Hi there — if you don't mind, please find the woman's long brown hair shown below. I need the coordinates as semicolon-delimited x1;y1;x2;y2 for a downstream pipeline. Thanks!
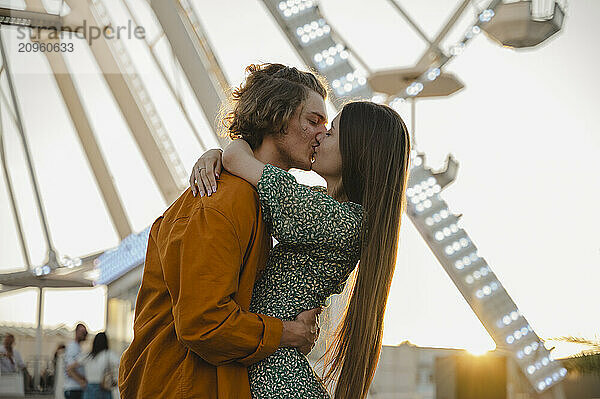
322;102;411;398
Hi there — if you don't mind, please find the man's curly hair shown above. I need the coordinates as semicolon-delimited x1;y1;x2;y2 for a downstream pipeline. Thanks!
222;63;328;149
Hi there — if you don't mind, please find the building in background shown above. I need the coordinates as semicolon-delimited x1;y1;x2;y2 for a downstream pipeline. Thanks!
367;342;462;399
367;342;600;399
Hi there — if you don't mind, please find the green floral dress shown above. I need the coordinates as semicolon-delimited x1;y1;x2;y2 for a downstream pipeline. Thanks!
248;164;363;398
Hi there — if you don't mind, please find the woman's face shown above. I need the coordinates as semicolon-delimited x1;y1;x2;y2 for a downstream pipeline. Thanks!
311;113;343;179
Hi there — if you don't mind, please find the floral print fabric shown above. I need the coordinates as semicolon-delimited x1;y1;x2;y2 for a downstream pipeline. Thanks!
248;164;363;398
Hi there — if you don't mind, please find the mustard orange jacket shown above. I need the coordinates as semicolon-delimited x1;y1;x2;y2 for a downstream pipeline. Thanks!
118;171;283;398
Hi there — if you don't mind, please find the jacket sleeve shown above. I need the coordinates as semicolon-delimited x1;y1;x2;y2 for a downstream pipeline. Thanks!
160;206;282;367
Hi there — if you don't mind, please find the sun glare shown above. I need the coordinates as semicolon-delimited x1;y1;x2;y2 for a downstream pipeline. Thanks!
466;347;490;356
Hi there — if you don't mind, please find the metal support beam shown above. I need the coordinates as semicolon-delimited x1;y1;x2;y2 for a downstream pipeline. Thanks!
0;7;61;30
0;27;59;269
432;0;472;47
52;0;186;203
415;0;472;68
43;50;133;239
0;285;22;294
0;82;32;270
25;0;133;239
176;0;230;96
120;0;210;151
149;0;231;147
34;286;43;388
387;0;433;46
0;269;94;288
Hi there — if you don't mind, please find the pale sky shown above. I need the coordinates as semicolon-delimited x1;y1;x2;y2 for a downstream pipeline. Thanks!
0;0;598;359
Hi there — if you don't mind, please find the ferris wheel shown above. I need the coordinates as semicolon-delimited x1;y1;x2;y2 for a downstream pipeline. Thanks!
0;0;568;394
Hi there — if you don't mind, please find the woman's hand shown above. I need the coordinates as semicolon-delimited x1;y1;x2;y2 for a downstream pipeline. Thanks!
189;149;223;197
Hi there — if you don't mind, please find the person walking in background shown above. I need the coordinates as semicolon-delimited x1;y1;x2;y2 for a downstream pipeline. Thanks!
0;333;25;374
49;344;66;390
0;333;33;392
68;333;119;399
53;343;67;399
64;323;88;399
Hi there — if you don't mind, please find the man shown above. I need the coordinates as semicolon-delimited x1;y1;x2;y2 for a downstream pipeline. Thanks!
0;334;25;374
64;323;88;398
0;334;32;392
119;63;328;398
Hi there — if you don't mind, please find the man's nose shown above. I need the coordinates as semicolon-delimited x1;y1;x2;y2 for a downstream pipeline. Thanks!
315;130;325;145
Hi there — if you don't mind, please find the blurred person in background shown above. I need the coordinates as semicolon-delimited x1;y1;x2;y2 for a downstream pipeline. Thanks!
68;332;119;399
0;333;33;392
0;333;25;374
49;343;66;389
64;323;88;399
40;343;65;392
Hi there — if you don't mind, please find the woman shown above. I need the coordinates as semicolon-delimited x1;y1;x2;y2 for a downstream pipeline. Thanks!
191;101;410;398
67;333;119;399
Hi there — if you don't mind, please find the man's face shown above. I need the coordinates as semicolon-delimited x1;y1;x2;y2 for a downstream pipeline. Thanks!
276;90;327;171
76;326;88;342
3;335;14;348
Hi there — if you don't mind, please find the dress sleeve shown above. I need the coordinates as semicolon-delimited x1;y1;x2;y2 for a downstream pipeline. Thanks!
257;164;362;250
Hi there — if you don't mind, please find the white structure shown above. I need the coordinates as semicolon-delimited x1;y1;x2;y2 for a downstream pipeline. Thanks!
367;342;567;399
367;342;464;399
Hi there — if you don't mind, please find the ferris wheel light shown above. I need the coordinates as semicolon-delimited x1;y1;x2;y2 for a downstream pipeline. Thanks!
450;43;465;56
426;68;441;81
479;9;495;23
538;381;546;391
560;368;567;376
